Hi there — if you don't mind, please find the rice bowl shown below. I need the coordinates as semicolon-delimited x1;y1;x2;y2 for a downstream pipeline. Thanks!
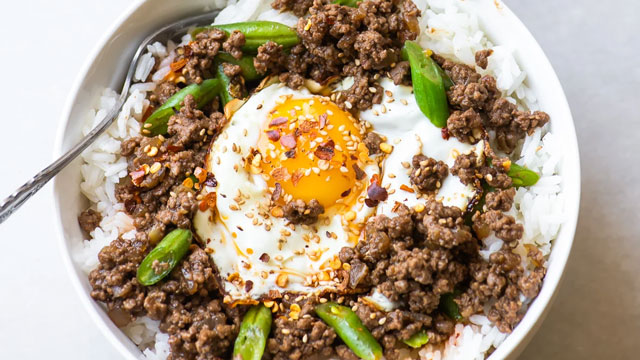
53;1;580;359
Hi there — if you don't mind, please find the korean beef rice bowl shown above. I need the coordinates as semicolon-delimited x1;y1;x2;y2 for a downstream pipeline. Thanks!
64;0;577;359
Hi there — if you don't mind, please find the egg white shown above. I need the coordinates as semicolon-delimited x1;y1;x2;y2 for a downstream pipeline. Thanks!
359;78;484;215
193;84;379;301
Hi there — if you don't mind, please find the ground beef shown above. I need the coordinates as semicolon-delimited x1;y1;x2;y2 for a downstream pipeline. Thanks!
154;249;241;359
450;152;480;186
433;54;480;85
335;345;359;360
115;93;226;239
151;81;180;105
389;60;411;85
181;29;226;84
279;71;306;89
254;41;287;75
338;71;384;111
163;298;242;359
222;30;245;60
436;51;549;153
456;246;543;333
479;163;513;189
363;131;383;155
475;49;493;69
342;203;483;351
410;154;449;193
473;210;523;243
419;200;474;248
262;0;420;111
484;188;516;212
355;299;433;358
447;108;484;143
167;94;226;147
78;208;102;234
271;0;315;17
283;199;324;225
89;236;149;320
221;62;242;77
267;299;336;360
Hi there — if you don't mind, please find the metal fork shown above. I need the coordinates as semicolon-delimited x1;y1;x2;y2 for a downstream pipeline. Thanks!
0;11;218;225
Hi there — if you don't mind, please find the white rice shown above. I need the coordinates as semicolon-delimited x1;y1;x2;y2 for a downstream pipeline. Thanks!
73;1;565;359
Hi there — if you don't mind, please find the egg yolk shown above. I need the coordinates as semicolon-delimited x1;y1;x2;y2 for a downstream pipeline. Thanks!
256;96;370;210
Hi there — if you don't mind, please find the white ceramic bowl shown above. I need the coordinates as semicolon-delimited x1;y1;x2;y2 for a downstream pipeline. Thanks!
53;0;580;359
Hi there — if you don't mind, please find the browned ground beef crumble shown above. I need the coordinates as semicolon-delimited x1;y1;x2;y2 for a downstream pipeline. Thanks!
82;1;551;359
410;154;449;193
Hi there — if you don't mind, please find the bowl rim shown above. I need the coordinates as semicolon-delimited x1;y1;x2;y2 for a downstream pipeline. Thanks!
52;0;151;358
52;1;580;359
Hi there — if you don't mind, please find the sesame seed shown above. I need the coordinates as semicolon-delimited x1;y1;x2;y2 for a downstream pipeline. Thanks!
401;99;408;105
369;87;377;93
344;101;353;109
344;211;356;222
150;162;162;174
379;143;393;153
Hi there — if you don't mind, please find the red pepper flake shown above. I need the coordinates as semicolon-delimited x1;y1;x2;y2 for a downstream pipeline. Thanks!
269;117;288;127
245;280;254;292
365;179;388;208
314;139;335;160
124;199;137;213
182;177;194;189
441;128;450;140
280;134;297;149
291;170;303;186
183;44;192;57
142;105;155;123
259;253;270;262
400;184;414;193
167;145;184;153
319;113;328;129
170;58;188;72
266;130;281;141
271;183;283;201
367;183;388;201
204;174;218;187
199;192;217;211
352;164;366;181
271;167;291;182
130;168;146;186
299;120;315;133
194;167;207;183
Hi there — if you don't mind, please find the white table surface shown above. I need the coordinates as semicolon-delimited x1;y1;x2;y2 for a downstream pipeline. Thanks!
0;0;638;358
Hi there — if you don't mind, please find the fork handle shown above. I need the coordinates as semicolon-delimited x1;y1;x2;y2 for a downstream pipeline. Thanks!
0;97;123;225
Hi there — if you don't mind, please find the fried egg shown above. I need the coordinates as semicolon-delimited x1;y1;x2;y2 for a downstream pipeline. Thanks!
193;83;379;302
359;77;484;215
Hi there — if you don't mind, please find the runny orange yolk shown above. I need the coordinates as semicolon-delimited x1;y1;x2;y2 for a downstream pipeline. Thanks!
256;96;370;210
